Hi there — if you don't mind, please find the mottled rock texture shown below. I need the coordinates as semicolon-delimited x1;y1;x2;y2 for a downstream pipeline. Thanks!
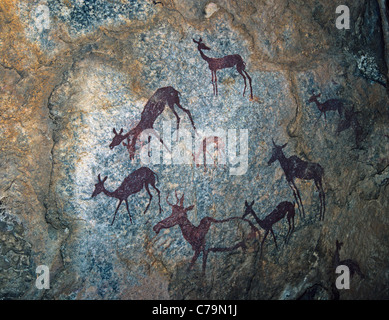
0;0;388;300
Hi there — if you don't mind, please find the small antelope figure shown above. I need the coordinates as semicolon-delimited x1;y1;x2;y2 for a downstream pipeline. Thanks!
91;167;162;225
268;139;325;221
110;86;196;159
243;200;295;257
334;240;365;279
153;191;259;273
193;38;253;99
308;92;343;125
192;136;226;171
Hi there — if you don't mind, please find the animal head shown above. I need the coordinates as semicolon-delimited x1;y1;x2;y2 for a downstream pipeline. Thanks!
153;191;194;234
243;200;255;219
308;92;321;103
268;139;287;166
193;37;211;51
109;128;125;150
92;174;108;198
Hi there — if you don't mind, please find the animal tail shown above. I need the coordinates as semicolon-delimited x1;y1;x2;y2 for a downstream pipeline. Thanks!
210;216;260;240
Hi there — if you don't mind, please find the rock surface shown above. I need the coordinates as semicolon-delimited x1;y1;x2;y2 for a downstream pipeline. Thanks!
0;0;388;300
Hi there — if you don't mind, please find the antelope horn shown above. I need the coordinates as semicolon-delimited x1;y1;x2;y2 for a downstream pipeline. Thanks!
174;189;180;204
98;174;101;181
166;194;174;207
180;193;184;206
272;138;276;146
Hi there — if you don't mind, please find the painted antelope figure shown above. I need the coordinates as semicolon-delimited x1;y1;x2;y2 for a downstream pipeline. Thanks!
191;136;226;171
268;139;325;221
243;200;295;257
308;92;344;125
193;38;253;99
91;167;162;225
153;191;259;273
334;240;365;279
109;86;196;159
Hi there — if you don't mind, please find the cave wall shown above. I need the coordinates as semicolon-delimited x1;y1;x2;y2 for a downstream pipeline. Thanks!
0;0;388;300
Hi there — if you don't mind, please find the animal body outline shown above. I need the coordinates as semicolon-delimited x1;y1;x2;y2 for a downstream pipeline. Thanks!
193;37;253;99
91;167;162;225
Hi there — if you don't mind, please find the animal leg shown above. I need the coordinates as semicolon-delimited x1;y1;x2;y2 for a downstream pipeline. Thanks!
260;229;269;258
270;228;278;249
144;183;153;215
148;135;152;157
211;70;216;96
124;199;133;224
214;71;218;96
288;183;300;217
150;181;162;214
243;70;253;99
175;102;196;131
237;68;247;97
287;205;296;243
203;139;207;171
202;249;209;273
289;180;305;218
188;250;201;271
149;129;171;154
111;200;123;225
289;182;304;218
168;104;181;134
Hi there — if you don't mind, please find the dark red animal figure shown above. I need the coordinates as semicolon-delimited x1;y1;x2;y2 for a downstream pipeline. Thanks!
92;167;161;225
193;38;253;99
243;200;295;257
153;191;259;273
191;136;225;171
308;92;343;125
334;240;365;279
110;86;196;159
268;139;325;221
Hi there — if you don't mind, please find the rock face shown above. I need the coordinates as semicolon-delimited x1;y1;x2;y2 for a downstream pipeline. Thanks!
0;0;388;300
